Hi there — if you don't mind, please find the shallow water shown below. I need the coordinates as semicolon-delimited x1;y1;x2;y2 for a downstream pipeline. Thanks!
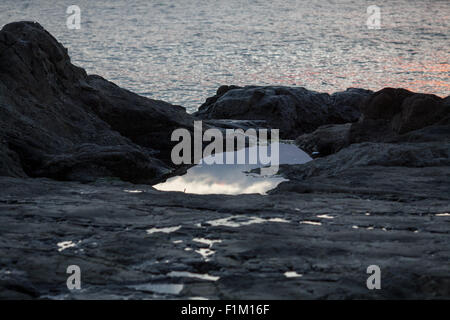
168;271;220;281
130;283;184;295
1;0;448;112
146;225;181;234
205;215;290;227
154;142;312;194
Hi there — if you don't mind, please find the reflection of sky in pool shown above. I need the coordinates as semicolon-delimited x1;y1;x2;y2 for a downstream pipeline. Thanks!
154;142;312;195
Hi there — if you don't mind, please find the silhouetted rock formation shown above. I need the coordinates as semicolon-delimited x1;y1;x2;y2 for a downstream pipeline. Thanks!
296;88;450;156
194;85;372;138
0;21;195;183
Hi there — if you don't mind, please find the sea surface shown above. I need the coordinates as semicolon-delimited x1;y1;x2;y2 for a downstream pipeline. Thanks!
1;0;449;112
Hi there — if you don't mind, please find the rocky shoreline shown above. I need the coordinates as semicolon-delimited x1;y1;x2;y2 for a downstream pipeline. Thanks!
0;22;449;299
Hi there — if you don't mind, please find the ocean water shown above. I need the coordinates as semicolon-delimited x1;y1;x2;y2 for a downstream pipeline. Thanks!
1;0;448;112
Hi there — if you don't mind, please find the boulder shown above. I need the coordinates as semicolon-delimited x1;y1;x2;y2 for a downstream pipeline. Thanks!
194;85;372;139
295;123;351;157
392;94;450;134
297;88;450;157
361;88;414;120
359;88;449;137
0;22;195;183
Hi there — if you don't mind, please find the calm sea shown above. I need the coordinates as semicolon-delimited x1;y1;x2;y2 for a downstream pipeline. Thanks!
1;0;449;112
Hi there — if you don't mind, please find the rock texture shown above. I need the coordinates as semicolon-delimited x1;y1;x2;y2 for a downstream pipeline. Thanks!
0;172;448;299
0;22;448;300
1;113;448;299
295;123;352;158
0;22;195;183
296;88;450;157
194;85;372;139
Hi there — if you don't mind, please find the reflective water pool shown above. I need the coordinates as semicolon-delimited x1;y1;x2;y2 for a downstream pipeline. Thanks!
154;142;312;195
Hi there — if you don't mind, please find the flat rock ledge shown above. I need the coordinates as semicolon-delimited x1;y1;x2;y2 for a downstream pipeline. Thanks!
0;173;448;299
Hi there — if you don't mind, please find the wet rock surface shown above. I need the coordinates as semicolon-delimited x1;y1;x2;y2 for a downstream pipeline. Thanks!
1;119;449;299
0;174;448;299
0;22;449;299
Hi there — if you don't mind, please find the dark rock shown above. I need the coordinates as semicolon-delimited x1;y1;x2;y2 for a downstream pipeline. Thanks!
357;87;449;138
201;119;271;133
35;144;169;184
194;86;372;139
82;75;195;162
295;123;351;157
392;93;450;134
0;142;27;178
281;140;450;185
395;124;450;143
361;88;414;121
297;88;449;157
0;22;195;183
349;118;396;145
0;269;40;299
0;170;448;299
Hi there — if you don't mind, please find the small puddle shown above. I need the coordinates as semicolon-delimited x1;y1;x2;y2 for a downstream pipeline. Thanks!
284;271;303;278
146;226;181;234
192;238;222;260
206;215;289;228
300;220;322;226
57;240;79;252
124;189;144;193
195;248;216;260
130;283;184;295
154;142;311;195
168;271;220;281
316;214;334;219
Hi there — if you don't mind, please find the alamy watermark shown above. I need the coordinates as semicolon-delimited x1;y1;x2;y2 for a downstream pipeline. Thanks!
367;5;381;30
66;265;81;290
366;265;381;290
66;5;81;30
